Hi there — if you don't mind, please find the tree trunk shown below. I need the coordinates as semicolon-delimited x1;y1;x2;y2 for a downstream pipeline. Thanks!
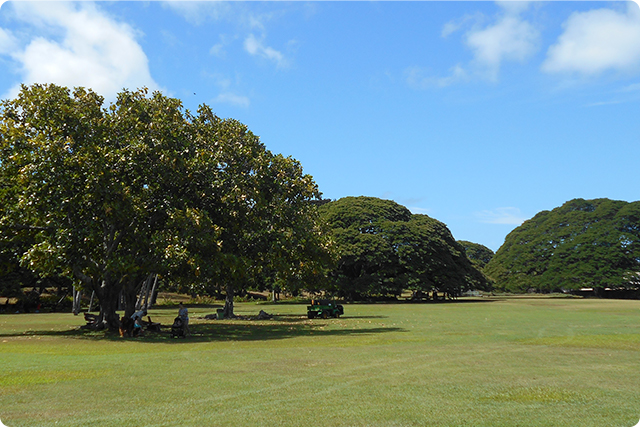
148;274;159;308
123;285;138;319
72;287;83;315
93;280;124;331
88;291;95;312
72;264;124;331
122;274;146;318
223;283;235;318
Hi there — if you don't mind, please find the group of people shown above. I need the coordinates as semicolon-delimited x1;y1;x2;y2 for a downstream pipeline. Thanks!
125;303;189;337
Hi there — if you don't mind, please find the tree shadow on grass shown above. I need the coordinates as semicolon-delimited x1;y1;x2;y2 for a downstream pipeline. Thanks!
271;314;387;323
0;314;406;344
170;322;406;344
341;315;388;319
401;298;499;304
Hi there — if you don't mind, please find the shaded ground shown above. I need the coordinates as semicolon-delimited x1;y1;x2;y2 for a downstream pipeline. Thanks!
0;309;405;343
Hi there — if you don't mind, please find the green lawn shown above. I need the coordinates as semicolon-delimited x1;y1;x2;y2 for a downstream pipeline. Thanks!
1;297;639;426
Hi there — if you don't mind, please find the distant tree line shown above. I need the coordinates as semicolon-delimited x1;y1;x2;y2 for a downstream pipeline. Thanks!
485;198;640;295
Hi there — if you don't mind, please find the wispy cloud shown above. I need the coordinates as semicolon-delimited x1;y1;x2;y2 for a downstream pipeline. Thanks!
164;2;292;71
405;64;468;89
584;100;626;107
2;2;159;102
244;33;288;69
161;1;231;26
408;1;539;88
621;82;640;92
581;78;640;107
475;207;528;225
465;5;540;82
542;3;640;76
213;92;250;108
209;34;237;59
0;27;18;54
209;43;225;58
441;12;483;38
204;72;250;108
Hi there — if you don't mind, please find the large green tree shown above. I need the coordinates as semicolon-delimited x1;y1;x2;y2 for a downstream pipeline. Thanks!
458;241;494;269
0;84;329;328
485;198;640;293
319;196;489;300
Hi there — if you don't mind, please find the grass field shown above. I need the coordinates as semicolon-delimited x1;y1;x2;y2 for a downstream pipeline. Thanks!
1;297;639;427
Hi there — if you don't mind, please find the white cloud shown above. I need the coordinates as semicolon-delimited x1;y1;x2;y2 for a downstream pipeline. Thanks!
3;2;159;102
622;82;640;92
248;14;267;31
163;2;290;70
542;4;640;76
210;42;225;58
441;12;484;38
209;34;236;59
207;72;232;91
442;16;471;38
213;92;250;108
584;100;625;107
465;7;539;81
0;27;18;54
162;1;274;33
244;33;288;68
404;64;468;89
475;207;528;225
494;1;533;16
410;2;539;88
206;72;250;108
161;1;230;26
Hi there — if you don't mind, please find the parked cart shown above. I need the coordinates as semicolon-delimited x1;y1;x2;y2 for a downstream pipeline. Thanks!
307;299;344;319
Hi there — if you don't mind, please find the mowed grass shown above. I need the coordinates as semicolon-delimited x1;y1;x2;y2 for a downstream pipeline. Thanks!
1;297;639;427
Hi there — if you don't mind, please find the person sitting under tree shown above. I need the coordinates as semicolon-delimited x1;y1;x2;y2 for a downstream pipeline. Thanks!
131;309;146;337
178;303;190;336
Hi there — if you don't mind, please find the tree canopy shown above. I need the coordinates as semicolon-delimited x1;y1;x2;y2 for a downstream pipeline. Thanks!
458;241;495;269
0;84;330;328
319;196;489;300
485;198;640;293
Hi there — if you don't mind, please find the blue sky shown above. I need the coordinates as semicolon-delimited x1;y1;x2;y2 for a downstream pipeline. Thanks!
1;1;639;251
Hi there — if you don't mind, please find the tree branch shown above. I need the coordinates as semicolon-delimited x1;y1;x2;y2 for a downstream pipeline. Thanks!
0;225;54;231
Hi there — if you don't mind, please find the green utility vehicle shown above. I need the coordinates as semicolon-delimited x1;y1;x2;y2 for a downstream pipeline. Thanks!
307;299;344;319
